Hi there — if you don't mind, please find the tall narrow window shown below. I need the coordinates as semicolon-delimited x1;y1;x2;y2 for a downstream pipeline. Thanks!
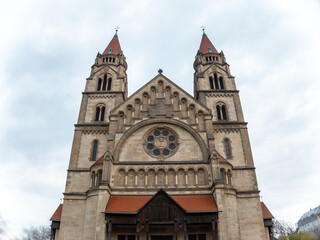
209;77;214;89
220;169;225;183
98;170;102;183
95;107;100;121
92;140;98;161
100;107;105;121
222;105;227;120
216;103;227;120
219;76;224;89
107;78;112;91
224;139;231;159
216;105;222;120
214;73;219;89
102;76;107;90
97;78;102;91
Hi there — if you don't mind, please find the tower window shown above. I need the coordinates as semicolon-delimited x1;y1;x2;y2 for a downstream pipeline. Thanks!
95;105;106;121
97;78;102;91
92;140;98;161
209;77;214;90
208;46;212;52
219;76;224;89
108;48;112;53
216;103;227;120
224;139;231;159
107;78;112;91
98;170;102;183
214;73;219;89
102;76;107;91
95;107;100;121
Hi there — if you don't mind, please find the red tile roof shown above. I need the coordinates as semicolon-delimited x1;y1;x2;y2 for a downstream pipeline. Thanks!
106;196;153;213
106;194;218;213
92;155;104;166
171;195;218;212
102;34;122;55
261;202;274;219
199;33;218;54
50;204;63;221
218;153;229;163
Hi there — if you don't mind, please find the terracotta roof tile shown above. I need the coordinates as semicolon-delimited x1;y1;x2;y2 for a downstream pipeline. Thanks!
50;204;63;221
261;202;274;219
171;195;218;212
199;33;218;54
106;196;152;213
218;153;229;163
102;35;122;55
106;194;218;213
92;155;104;166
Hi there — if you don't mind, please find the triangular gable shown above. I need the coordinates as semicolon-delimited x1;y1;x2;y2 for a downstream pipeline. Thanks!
110;73;212;116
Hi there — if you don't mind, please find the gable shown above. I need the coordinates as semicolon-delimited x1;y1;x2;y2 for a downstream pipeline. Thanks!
109;73;212;132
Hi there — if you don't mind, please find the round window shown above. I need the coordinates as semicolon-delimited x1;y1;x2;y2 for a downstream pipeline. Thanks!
144;127;179;159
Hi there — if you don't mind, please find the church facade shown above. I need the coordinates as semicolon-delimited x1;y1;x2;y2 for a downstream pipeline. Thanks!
50;31;274;240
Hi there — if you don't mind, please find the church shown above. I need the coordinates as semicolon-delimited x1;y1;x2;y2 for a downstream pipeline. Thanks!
50;30;274;240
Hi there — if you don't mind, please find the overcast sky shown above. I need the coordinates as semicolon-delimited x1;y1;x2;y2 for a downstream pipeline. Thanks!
0;0;320;238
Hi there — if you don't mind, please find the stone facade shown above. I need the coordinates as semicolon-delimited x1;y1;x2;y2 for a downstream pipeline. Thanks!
51;32;273;240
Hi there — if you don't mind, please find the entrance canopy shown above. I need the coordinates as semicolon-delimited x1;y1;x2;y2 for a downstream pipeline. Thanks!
106;190;218;214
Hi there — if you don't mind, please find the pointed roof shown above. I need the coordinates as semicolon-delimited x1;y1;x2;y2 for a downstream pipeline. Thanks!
50;204;63;221
198;33;218;54
261;202;274;219
102;33;122;55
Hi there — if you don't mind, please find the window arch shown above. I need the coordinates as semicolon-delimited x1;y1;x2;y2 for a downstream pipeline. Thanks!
224;138;232;159
95;105;106;122
107;78;112;91
91;140;98;161
91;171;96;187
216;103;227;120
97;170;103;183
97;78;102;91
102;75;107;91
220;169;226;183
209;77;214;89
219;76;224;89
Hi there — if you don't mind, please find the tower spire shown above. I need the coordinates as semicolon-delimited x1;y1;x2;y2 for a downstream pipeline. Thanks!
198;32;218;54
103;30;122;55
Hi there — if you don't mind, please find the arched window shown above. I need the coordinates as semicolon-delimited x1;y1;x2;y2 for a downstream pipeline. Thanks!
95;105;106;122
227;170;232;185
97;78;102;91
214;73;219;89
91;172;95;187
216;103;227;120
91;140;98;161
102;76;107;91
107;78;112;91
100;107;105;121
98;170;102;183
95;107;100;121
220;169;225;183
209;77;214;89
219;76;224;89
224;139;232;159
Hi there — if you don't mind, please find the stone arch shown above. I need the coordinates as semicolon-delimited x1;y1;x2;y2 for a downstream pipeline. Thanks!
113;118;209;162
157;169;166;186
127;169;136;187
187;168;196;186
147;169;155;186
117;169;126;186
167;168;176;186
197;168;207;186
137;169;146;186
177;168;185;186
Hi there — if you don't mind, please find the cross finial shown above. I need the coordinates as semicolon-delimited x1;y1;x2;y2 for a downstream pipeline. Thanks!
158;69;163;74
115;26;120;35
201;25;206;34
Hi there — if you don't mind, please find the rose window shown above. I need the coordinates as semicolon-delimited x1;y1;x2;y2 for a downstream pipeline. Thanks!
144;128;179;159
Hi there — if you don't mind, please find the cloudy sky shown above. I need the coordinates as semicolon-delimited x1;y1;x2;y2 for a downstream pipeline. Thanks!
0;0;320;238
